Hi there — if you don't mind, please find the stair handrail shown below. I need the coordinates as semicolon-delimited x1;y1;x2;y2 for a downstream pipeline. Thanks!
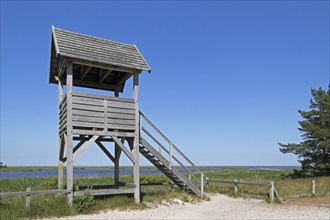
141;126;201;182
139;111;204;179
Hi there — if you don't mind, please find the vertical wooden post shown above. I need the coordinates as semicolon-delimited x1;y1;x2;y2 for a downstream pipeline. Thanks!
269;181;274;203
201;173;204;198
205;177;209;189
234;179;238;195
188;174;191;181
312;179;316;195
169;142;173;170
133;72;140;204
114;90;120;186
66;62;74;206
26;187;31;210
58;79;64;188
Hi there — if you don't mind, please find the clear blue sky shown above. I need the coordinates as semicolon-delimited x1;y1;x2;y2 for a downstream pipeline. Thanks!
1;1;329;166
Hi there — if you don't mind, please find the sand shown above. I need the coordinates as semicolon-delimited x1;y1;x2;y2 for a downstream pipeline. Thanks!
45;194;330;220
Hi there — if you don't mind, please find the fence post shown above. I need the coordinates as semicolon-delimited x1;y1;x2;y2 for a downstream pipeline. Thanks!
188;174;191;181
169;142;173;170
269;181;274;202
312;179;315;195
234;179;238;195
201;173;204;198
205;177;209;189
26;187;31;210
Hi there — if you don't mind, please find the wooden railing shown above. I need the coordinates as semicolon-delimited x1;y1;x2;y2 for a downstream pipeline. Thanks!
59;92;136;134
139;111;205;197
205;179;281;202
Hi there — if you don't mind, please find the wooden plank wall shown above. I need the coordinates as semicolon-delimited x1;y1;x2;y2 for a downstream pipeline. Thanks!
70;92;136;131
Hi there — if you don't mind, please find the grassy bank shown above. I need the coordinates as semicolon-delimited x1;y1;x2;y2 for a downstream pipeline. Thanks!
203;167;330;201
0;166;158;172
0;174;199;220
1;167;329;219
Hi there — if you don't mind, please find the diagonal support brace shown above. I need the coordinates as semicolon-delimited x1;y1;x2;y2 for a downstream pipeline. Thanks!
95;140;115;163
72;135;99;162
111;135;135;163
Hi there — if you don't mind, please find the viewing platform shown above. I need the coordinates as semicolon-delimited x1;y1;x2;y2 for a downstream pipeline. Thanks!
59;92;136;137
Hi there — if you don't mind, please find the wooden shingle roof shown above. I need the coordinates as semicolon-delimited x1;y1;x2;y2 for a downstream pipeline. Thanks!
49;26;151;88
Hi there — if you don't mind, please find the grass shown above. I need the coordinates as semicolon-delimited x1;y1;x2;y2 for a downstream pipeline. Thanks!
0;174;199;219
0;167;329;219
203;167;330;202
0;166;158;172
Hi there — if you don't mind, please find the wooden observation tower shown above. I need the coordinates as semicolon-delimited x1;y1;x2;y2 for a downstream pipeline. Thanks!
49;26;204;206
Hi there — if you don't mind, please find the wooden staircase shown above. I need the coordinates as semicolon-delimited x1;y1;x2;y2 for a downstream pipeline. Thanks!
139;112;204;197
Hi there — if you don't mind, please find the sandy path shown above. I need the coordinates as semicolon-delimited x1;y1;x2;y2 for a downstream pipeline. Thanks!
46;195;329;220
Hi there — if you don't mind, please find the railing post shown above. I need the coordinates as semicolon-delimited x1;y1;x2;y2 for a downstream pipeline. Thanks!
26;187;31;210
169;142;173;170
139;113;142;141
206;177;209;189
188;174;191;181
234;179;238;195
312;179;315;195
201;173;204;198
269;181;274;203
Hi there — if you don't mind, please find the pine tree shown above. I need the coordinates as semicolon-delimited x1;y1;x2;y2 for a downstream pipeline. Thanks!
279;84;330;176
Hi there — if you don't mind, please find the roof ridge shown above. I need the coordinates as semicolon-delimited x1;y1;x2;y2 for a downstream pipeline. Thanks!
53;26;135;48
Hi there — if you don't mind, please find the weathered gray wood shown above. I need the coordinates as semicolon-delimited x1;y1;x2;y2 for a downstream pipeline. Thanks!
201;173;204;198
73;92;134;103
62;139;86;163
70;59;136;75
72;121;135;131
108;123;135;130
95;140;115;163
73;188;134;197
234;179;238;194
72;129;135;137
99;70;112;83
312;179;315;195
117;73;133;86
207;179;270;187
108;113;135;120
107;101;135;109
111;135;135;163
58;134;65;188
269;181;274;202
72;121;104;128
169;142;173;170
133;73;140;204
108;107;135;114
140;112;202;174
108;118;135;125
80;66;91;80
104;99;108;131
66;62;74;206
72;103;104;112
72;135;99;162
72;116;105;123
26;187;31;209
72;97;104;107
59;77;119;91
140;137;200;196
114;142;121;185
0;189;70;197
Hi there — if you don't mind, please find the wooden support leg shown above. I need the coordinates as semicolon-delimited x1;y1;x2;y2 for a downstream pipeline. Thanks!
114;141;121;186
66;133;73;206
132;138;140;204
58;134;65;188
66;62;74;206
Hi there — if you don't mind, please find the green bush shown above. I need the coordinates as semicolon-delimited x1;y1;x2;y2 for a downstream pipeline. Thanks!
74;190;95;213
